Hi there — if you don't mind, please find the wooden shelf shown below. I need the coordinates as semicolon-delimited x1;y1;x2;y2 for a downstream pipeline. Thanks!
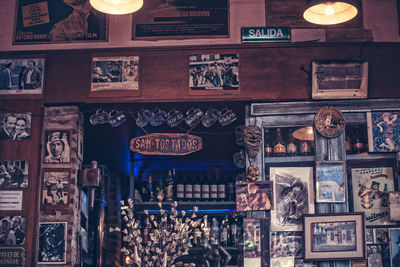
346;153;396;161
264;155;314;163
134;201;236;214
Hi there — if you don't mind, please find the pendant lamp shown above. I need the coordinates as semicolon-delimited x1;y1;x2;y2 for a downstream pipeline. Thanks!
90;0;143;15
303;1;359;25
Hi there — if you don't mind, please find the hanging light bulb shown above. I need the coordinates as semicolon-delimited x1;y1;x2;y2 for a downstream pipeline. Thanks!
90;0;144;15
303;1;359;25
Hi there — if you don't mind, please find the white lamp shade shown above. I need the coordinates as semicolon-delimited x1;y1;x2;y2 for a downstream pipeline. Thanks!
303;1;358;25
90;0;144;15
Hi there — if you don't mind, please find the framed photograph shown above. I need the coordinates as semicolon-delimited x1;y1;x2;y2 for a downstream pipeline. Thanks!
270;167;314;231
303;213;365;261
235;181;273;212
41;169;69;208
389;192;400;221
373;228;389;244
14;0;108;44
243;218;268;267
389;229;400;267
351;167;395;226
316;161;346;203
367;244;385;267
189;54;239;95
0;112;32;140
367;112;400;152
0;160;29;189
90;56;139;92
43;130;70;164
0;216;26;246
311;60;368;99
365;228;374;244
0;58;44;94
38;222;67;264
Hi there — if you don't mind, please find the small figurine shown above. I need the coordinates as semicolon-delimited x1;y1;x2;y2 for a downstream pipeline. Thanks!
246;165;260;181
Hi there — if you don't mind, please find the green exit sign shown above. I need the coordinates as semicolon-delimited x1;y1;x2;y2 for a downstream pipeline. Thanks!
241;27;291;42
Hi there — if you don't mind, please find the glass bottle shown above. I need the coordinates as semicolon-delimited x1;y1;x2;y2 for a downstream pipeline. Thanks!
352;126;365;154
299;140;312;156
226;171;235;201
184;172;193;202
155;173;164;201
176;172;185;201
210;172;218;201
147;176;155;202
201;172;210;201
165;169;174;201
211;217;220;243
264;129;273;157
286;128;298;156
229;212;239;246
193;171;202;201
381;183;389;207
219;215;228;247
273;127;286;157
345;136;352;154
217;171;226;201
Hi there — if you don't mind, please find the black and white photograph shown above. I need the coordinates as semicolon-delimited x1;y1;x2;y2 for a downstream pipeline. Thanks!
389;191;400;221
0;160;29;189
91;56;139;91
0;113;32;140
38;222;67;264
0;216;26;246
365;228;374;244
270;231;302;266
14;0;108;44
389;229;400;267
374;228;389;244
189;54;239;94
42;169;69;207
303;213;365;261
270;167;314;231
316;161;346;203
367;245;384;267
0;58;44;94
236;181;273;212
43;130;70;164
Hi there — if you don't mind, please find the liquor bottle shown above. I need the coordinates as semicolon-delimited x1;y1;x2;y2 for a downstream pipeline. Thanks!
345;136;352;154
211;217;220;243
217;171;226;201
286;128;298;156
138;175;148;201
210;172;218;201
155;173;164;201
299;140;312;156
176;172;185;201
147;176;155;202
381;183;389;207
219;215;228;247
193;171;202;201
201;172;210;201
165;169;174;201
184;172;193;202
143;216;151;243
229;212;239;246
226;171;235;201
264;128;273;157
352;126;365;154
273;128;286;156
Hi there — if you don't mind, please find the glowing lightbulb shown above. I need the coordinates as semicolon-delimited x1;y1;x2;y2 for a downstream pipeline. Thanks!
324;4;335;16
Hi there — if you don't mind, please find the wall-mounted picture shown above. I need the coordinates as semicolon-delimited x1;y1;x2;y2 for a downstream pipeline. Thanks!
41;169;69;207
351;167;395;225
0;216;26;246
303;213;365;261
243;218;268;267
389;192;400;221
91;56;139;91
0;113;32;140
270;231;305;267
38;222;67;264
43;130;70;164
367;245;384;267
365;228;373;244
389;229;400;267
14;0;108;44
0;58;44;94
367;111;400;152
0;160;29;189
189;54;239;95
316;161;346;203
77;128;84;161
270;167;314;231
373;228;389;244
236;181;273;212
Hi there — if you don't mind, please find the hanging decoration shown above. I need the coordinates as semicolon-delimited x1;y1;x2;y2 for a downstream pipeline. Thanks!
242;125;263;159
314;106;345;138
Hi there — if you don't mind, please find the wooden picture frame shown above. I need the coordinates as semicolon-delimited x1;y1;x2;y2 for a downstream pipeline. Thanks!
235;180;274;212
303;213;365;261
315;161;346;203
41;169;70;210
38;222;67;264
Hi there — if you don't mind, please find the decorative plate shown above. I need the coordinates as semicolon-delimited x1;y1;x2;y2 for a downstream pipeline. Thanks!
314;106;345;138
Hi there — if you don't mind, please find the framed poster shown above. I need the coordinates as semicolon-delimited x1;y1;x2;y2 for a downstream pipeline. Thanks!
189;54;239;95
0;160;29;189
389;229;400;267
235;181;273;212
132;0;228;39
41;169;69;208
243;218;268;267
0;216;26;246
43;130;70;164
367;112;400;152
389;192;400;221
0;112;32;141
0;58;44;94
351;167;395;225
270;167;314;231
303;213;365;261
316;161;346;203
13;0;108;44
38;222;67;264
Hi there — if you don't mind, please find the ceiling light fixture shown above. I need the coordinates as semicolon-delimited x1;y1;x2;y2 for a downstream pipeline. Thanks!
90;0;143;15
303;1;359;25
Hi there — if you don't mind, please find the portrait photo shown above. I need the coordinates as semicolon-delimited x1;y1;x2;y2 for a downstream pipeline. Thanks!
42;169;69;207
91;56;139;91
0;113;32;141
0;216;26;246
236;181;273;212
389;191;400;221
367;245;384;267
365;228;374;244
43;130;70;164
316;161;346;203
38;222;67;264
374;228;389;244
0;58;44;94
270;167;314;231
0;160;29;189
389;229;400;267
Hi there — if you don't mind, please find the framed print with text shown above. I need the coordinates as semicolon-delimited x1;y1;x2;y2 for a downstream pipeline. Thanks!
316;161;346;203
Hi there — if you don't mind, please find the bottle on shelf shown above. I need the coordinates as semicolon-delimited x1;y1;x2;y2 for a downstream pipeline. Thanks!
184;172;193;202
165;169;174;201
229;212;239;247
210;172;218;201
138;175;148;201
142;216;151;243
147;176;155;202
219;215;228;247
155;173;164;201
299;140;312;156
217;171;226;201
176;171;185;201
352;125;365;154
273;127;286;157
201;172;210;201
211;217;220;243
264;128;273;157
226;171;235;201
345;135;352;154
193;171;202;201
286;128;298;156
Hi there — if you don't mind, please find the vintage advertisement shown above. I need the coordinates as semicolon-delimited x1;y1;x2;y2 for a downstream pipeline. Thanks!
42;169;69;206
43;130;70;164
351;167;395;225
389;191;400;221
316;161;346;203
367;112;400;152
236;181;273;212
0;247;26;266
91;56;139;91
0;113;32;140
132;0;228;39
38;222;67;264
14;0;108;44
0;191;23;211
0;216;26;246
367;244;386;267
0;160;28;190
270;167;314;231
0;59;44;94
